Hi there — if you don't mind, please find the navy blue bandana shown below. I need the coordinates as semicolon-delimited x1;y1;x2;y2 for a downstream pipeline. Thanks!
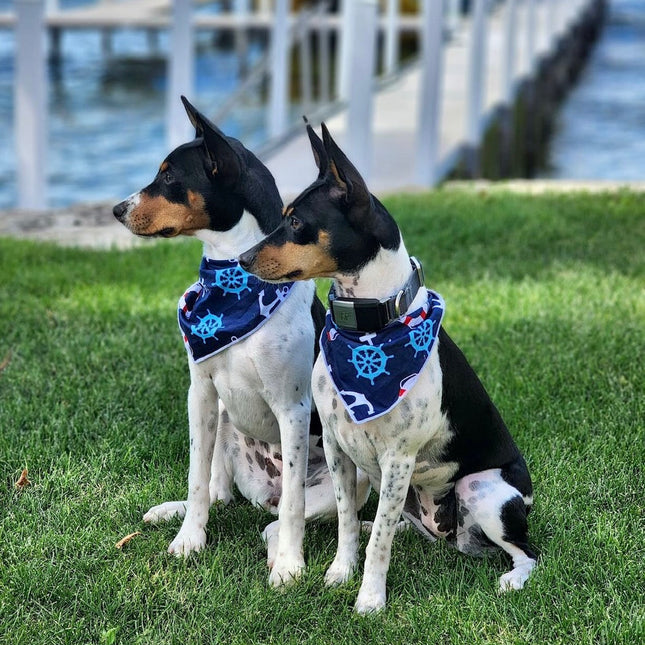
178;257;295;363
320;290;445;424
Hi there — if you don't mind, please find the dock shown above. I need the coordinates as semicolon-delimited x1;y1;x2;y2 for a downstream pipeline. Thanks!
263;0;606;197
6;0;607;210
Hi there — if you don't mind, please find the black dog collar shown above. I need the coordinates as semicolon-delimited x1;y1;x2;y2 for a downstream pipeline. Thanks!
328;257;425;332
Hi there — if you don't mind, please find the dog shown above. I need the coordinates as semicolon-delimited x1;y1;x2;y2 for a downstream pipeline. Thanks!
239;122;537;612
112;98;369;586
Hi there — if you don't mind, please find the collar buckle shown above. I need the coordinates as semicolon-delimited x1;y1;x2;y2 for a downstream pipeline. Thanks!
329;257;425;332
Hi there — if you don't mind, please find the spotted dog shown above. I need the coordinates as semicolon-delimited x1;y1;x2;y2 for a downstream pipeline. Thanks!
239;123;537;612
112;99;369;586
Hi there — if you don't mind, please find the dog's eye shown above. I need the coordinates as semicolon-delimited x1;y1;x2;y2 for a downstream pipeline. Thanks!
289;216;303;231
163;171;174;185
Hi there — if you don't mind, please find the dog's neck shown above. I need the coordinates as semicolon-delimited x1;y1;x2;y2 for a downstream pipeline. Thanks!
195;210;267;260
333;240;425;310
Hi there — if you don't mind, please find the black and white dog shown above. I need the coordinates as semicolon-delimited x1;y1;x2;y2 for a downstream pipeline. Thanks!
112;100;369;586
240;123;537;612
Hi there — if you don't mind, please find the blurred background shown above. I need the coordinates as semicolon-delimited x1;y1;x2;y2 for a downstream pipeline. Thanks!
0;0;643;210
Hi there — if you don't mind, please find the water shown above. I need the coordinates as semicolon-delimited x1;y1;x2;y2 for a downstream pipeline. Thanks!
541;0;645;180
1;1;644;209
0;0;269;209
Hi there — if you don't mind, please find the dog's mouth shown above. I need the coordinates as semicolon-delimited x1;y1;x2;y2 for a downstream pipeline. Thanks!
137;227;177;238
258;269;303;283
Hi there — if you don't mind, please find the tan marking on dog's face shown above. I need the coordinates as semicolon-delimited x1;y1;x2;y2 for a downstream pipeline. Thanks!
123;190;209;237
283;205;294;217
159;160;169;173
252;231;338;281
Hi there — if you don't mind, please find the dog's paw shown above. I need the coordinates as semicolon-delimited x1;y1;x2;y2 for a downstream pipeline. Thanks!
167;526;206;557
354;588;386;615
209;485;234;507
324;558;356;587
143;501;187;524
268;554;305;588
498;563;534;592
262;520;280;570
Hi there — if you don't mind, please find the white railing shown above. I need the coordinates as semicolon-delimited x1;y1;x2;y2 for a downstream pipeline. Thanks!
8;0;596;209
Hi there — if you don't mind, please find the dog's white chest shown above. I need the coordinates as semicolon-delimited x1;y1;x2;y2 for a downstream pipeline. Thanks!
313;344;453;488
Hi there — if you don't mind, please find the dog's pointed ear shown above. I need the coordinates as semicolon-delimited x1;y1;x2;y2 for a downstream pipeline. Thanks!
181;95;202;138
320;123;370;211
181;96;241;184
303;116;327;178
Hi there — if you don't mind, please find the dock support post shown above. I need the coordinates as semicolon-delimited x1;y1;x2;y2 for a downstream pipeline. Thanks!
15;0;47;210
268;0;289;139
416;0;445;186
347;0;378;180
498;0;517;176
464;0;488;178
167;0;194;150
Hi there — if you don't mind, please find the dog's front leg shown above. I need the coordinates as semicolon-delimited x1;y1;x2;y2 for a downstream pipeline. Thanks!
323;428;360;587
168;377;218;557
268;409;308;587
354;455;416;614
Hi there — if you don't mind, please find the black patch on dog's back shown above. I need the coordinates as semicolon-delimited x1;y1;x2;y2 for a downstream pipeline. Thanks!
438;328;521;480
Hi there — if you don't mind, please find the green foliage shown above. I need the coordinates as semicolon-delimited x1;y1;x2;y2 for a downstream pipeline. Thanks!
1;189;643;644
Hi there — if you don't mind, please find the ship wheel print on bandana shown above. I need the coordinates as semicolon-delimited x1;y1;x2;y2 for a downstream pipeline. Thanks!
210;266;252;299
347;333;394;385
405;317;437;357
190;310;224;342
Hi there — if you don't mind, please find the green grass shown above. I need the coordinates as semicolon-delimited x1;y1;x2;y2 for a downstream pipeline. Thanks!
1;189;643;644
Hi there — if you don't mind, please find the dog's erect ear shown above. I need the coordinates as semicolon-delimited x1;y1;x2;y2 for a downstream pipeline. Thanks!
180;96;241;184
304;116;327;179
320;123;370;211
181;95;203;138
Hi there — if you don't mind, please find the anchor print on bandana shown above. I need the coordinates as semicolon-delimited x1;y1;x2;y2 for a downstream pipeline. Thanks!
178;257;295;363
320;289;445;423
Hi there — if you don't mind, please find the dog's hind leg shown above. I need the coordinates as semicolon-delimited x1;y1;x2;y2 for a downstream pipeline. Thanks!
455;466;536;592
262;455;371;570
167;375;219;557
208;404;235;506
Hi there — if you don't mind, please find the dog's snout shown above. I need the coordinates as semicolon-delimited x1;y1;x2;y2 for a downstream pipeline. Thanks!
238;249;257;272
113;201;128;221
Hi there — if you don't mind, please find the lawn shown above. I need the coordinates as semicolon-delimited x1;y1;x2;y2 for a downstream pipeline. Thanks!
0;189;643;644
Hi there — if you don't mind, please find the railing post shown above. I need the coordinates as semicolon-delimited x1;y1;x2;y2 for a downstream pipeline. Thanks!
299;19;313;115
347;0;378;180
384;0;399;75
15;0;47;210
167;0;194;150
317;2;331;105
416;0;445;186
268;0;290;139
464;0;487;177
336;0;354;101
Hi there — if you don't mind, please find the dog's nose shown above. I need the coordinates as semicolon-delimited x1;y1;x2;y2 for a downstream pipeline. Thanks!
112;201;127;221
238;249;256;272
